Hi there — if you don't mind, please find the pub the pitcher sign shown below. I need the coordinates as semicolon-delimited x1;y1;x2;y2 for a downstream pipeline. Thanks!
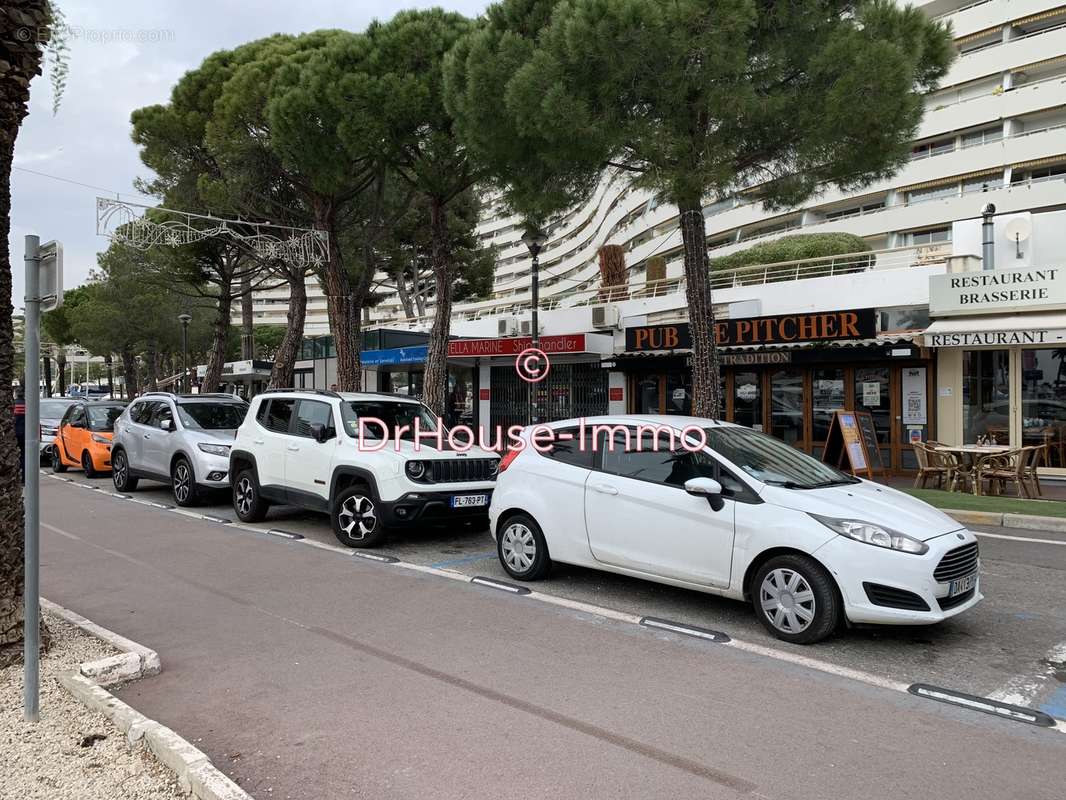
625;309;877;352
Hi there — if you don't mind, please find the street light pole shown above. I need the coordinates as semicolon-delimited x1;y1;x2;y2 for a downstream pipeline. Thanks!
178;314;192;392
23;235;41;722
521;227;548;426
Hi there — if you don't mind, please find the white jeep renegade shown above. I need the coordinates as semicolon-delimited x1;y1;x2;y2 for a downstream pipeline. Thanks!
230;390;499;547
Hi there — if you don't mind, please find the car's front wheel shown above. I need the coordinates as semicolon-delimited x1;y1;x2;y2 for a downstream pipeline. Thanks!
331;486;386;548
233;469;269;523
82;451;100;479
51;445;67;473
752;554;841;644
171;456;199;507
111;449;138;492
497;513;551;581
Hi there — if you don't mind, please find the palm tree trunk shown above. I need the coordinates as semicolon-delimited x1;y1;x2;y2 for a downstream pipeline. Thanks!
0;0;52;665
270;272;306;389
678;199;722;418
422;199;452;418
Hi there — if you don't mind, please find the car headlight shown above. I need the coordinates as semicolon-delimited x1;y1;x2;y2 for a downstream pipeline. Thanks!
91;434;111;445
810;513;928;555
41;426;58;436
197;443;231;457
405;461;426;480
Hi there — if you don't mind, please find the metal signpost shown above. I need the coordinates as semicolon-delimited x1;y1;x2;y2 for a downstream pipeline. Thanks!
24;235;63;721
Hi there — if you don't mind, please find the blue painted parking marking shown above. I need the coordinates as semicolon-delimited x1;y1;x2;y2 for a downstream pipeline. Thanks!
429;552;497;569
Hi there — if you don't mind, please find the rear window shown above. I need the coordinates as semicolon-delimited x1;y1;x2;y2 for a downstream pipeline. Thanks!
177;402;248;430
39;400;73;419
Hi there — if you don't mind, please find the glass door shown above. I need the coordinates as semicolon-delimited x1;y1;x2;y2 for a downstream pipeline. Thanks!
811;368;845;460
733;371;762;431
962;350;1010;445
770;369;806;448
855;367;892;470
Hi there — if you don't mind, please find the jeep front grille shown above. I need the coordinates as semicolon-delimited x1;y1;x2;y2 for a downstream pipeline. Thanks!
427;459;497;483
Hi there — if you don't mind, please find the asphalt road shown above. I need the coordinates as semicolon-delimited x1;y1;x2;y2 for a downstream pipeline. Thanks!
37;472;1066;799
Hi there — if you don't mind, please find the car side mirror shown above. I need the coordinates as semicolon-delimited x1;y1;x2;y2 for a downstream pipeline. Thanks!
159;418;173;432
309;422;333;443
684;477;725;512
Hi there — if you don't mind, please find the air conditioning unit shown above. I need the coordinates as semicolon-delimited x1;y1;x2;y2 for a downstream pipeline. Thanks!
519;319;533;336
592;305;620;330
498;318;518;336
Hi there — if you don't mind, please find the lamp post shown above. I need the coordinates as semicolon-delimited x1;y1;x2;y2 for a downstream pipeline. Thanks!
178;313;192;392
105;355;114;399
521;226;548;425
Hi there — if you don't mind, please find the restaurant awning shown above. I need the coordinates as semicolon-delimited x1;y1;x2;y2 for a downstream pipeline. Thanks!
924;312;1066;347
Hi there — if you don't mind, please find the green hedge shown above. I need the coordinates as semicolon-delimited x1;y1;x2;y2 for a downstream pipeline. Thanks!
710;233;872;272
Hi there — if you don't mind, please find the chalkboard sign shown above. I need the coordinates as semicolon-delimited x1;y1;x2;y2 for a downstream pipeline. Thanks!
822;409;884;479
855;410;885;476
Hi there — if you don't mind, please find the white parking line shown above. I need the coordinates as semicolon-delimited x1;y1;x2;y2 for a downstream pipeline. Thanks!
989;642;1066;708
973;531;1066;546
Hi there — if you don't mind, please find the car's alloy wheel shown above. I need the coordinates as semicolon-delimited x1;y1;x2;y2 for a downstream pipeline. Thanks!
234;476;258;517
112;450;137;491
82;451;99;479
172;459;197;507
338;494;377;540
51;445;67;473
500;522;537;574
759;568;816;635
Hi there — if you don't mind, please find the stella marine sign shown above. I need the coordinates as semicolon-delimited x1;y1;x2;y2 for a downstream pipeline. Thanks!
928;266;1066;317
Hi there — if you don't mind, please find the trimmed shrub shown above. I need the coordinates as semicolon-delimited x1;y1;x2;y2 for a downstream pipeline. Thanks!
710;233;872;272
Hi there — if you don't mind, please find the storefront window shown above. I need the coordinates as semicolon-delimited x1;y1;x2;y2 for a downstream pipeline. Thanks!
854;368;890;444
636;376;661;413
1020;348;1066;468
770;369;804;446
665;373;692;414
962;350;1010;444
812;369;845;443
733;371;762;431
446;367;475;427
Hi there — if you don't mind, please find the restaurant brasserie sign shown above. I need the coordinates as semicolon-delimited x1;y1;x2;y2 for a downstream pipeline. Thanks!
625;309;877;352
929;266;1066;317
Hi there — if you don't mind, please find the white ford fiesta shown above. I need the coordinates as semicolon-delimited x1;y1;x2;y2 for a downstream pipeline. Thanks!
488;416;982;644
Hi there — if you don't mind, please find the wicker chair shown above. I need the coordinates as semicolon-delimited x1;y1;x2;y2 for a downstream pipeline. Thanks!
912;442;951;489
975;448;1034;498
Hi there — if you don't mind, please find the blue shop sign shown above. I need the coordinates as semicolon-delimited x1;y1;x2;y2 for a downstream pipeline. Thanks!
360;345;429;366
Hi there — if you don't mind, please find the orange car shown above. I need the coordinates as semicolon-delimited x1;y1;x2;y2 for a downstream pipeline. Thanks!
52;400;127;478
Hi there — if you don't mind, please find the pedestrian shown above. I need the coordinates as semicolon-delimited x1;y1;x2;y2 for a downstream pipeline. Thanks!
14;386;26;485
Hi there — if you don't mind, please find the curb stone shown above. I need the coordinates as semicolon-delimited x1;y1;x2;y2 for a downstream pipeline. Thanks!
946;509;1066;533
46;598;255;800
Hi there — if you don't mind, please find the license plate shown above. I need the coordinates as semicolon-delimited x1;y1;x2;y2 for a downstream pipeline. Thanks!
949;572;977;596
451;494;488;508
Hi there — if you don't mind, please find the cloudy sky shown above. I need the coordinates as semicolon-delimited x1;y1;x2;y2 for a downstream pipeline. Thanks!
9;0;488;311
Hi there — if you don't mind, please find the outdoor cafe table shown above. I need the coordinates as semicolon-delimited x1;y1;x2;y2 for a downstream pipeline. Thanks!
933;444;1011;495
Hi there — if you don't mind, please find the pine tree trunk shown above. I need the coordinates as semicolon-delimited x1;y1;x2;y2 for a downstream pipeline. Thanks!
56;354;66;395
146;341;158;392
422;200;453;418
240;272;254;360
395;266;416;320
316;206;361;390
0;0;51;665
202;284;232;394
120;346;139;399
678;200;722;418
42;355;52;397
270;273;306;389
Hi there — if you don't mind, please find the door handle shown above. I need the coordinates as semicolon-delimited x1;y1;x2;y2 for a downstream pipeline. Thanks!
253;438;265;445
591;483;619;495
143;434;151;440
286;444;300;452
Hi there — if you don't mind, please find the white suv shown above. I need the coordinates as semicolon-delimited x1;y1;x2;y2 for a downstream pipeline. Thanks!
230;390;500;547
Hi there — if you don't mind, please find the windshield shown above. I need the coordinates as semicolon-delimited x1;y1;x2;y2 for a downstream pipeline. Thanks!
176;402;248;430
704;426;858;489
86;404;126;432
40;400;74;419
340;400;439;440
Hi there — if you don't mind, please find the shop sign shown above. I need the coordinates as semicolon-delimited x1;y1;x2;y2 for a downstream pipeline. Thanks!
448;334;586;357
625;309;876;352
720;351;792;366
929;267;1066;317
360;345;429;366
609;387;624;402
924;329;1065;348
901;367;927;425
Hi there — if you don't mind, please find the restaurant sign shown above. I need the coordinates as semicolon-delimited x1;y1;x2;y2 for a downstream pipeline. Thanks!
625;309;877;352
448;334;587;357
929;267;1066;317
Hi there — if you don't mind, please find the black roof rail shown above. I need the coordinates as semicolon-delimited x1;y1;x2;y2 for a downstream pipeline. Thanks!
176;393;246;401
259;388;342;399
